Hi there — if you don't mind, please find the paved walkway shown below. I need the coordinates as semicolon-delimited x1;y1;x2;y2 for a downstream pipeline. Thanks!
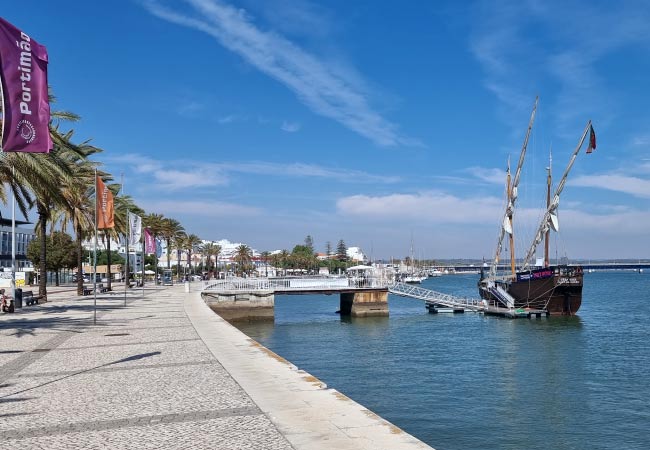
0;284;433;449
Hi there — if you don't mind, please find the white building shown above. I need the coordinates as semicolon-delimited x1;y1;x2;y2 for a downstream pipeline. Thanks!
346;246;368;263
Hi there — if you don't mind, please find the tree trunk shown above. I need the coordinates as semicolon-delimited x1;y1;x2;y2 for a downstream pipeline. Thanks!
106;235;112;291
37;206;48;301
55;270;60;286
167;239;171;269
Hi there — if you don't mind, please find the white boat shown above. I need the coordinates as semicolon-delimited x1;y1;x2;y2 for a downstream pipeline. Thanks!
403;275;425;284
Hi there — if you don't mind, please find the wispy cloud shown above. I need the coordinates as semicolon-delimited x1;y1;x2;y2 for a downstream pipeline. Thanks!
465;166;508;185
470;0;650;134
572;174;650;198
178;100;204;117
108;153;400;192
142;199;262;217
221;161;401;183
217;114;246;124
142;0;413;146
104;154;229;191
281;120;301;133
336;191;503;224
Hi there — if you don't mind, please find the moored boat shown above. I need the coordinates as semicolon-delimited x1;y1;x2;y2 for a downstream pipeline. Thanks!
478;97;596;316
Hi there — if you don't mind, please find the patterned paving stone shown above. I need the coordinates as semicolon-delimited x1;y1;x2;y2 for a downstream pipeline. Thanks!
0;286;293;450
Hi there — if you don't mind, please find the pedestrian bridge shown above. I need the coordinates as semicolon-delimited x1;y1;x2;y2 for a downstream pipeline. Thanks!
201;276;482;319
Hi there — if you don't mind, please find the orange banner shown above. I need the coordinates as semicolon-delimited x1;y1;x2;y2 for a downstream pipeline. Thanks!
96;175;115;229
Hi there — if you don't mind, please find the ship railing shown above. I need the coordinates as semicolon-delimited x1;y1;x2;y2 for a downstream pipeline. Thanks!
490;286;515;309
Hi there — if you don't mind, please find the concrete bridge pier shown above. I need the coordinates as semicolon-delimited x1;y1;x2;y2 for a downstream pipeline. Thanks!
203;290;275;322
339;290;389;317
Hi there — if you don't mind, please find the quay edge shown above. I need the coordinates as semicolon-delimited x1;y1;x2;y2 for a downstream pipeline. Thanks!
188;291;433;450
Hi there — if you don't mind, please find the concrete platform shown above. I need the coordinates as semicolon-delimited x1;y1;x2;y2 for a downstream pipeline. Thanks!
0;283;433;449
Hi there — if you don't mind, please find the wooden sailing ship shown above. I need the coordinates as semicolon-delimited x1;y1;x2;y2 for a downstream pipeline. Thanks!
478;97;595;315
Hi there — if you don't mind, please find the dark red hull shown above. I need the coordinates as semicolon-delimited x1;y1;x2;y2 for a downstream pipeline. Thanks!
479;266;583;316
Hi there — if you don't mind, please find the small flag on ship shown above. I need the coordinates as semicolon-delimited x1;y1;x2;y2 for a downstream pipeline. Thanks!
586;124;596;154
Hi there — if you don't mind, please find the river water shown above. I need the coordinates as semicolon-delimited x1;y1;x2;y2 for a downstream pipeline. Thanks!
235;272;650;450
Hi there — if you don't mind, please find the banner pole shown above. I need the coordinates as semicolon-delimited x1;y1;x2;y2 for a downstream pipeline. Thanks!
11;165;16;305
121;172;127;307
141;232;145;298
93;170;98;325
125;208;129;307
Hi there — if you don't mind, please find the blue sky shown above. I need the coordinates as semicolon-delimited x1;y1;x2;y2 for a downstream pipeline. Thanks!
3;0;650;260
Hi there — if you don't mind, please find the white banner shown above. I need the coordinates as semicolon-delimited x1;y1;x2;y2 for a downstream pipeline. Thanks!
128;212;142;246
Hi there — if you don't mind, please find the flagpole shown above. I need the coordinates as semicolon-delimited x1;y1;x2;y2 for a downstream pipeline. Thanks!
93;170;98;325
125;208;129;307
141;230;145;298
11;165;16;305
121;172;128;307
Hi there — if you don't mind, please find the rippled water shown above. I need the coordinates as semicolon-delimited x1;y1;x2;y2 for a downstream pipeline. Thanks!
236;272;650;450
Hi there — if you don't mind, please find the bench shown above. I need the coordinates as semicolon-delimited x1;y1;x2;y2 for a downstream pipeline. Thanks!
23;290;37;306
83;284;108;295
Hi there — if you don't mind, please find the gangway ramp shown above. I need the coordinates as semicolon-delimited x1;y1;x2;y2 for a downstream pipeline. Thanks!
389;282;484;312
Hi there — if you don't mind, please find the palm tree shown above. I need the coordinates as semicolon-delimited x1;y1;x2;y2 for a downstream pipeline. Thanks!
29;95;88;299
260;251;271;277
234;244;253;276
143;214;165;282
6;137;86;299
52;160;99;295
159;218;184;269
184;234;202;276
279;250;290;275
202;242;222;279
172;232;187;280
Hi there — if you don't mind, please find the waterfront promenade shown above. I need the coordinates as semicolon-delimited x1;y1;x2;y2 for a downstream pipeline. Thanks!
0;284;432;449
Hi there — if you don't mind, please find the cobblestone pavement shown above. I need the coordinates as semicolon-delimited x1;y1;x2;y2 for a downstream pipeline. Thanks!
0;285;294;450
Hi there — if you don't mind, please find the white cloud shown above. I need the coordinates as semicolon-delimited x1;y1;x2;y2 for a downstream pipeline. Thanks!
217;114;247;124
178;100;204;117
281;120;301;132
336;191;503;224
465;166;508;185
142;199;262;217
221;161;401;183
152;168;230;191
142;0;413;146
571;174;650;198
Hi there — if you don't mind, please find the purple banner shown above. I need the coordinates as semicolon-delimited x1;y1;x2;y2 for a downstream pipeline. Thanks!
144;228;155;254
0;17;52;153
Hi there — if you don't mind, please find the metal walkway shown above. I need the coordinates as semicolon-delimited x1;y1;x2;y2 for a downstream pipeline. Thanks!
388;282;484;311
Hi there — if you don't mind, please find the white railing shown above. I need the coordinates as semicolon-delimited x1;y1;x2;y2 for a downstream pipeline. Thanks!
388;282;483;311
202;275;393;293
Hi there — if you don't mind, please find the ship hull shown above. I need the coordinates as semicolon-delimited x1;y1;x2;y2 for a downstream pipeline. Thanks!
479;266;583;315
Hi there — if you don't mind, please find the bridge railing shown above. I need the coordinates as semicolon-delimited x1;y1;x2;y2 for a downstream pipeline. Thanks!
202;275;394;293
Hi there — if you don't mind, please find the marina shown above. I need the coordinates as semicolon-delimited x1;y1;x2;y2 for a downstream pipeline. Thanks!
236;271;650;450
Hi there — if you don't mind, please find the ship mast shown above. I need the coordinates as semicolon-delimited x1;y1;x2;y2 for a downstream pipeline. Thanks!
521;120;592;271
544;151;552;267
507;160;516;279
489;96;538;279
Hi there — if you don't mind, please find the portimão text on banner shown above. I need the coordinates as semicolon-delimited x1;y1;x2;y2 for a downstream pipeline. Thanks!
96;175;115;229
0;17;52;153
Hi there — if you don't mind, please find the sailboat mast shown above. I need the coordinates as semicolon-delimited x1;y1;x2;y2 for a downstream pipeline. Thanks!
544;152;552;267
489;96;538;279
507;164;516;279
521;120;592;271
